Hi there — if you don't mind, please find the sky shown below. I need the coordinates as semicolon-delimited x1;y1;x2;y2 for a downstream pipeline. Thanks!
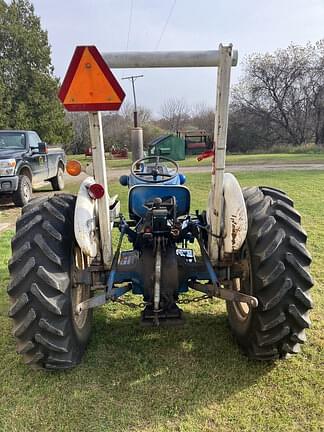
31;0;324;115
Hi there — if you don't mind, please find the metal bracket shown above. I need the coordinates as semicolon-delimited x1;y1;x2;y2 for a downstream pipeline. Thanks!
75;294;107;314
75;284;132;314
189;282;258;308
73;268;92;285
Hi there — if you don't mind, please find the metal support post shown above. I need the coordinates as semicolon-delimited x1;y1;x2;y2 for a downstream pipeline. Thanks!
131;127;144;162
121;74;144;128
209;44;233;263
88;111;112;267
122;74;144;161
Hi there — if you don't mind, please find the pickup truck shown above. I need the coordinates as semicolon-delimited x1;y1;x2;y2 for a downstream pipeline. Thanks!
0;130;66;206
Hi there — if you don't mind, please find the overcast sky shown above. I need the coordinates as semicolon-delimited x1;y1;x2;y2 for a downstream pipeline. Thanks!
32;0;324;115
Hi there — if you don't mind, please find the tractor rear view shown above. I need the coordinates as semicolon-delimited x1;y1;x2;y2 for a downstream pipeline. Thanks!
7;45;313;370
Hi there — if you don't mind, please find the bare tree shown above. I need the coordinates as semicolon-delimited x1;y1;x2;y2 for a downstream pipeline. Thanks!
120;101;152;126
308;40;324;145
232;42;324;146
190;103;215;136
101;112;129;150
159;98;190;132
65;112;90;154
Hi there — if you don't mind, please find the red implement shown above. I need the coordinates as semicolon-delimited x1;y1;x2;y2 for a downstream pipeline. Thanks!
197;149;214;162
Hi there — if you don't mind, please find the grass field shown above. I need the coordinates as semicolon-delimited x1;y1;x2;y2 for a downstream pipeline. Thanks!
0;170;323;431
68;152;324;169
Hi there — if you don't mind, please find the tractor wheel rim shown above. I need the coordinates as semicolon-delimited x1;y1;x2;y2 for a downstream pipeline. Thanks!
71;246;90;329
58;169;64;188
23;182;30;200
233;244;252;322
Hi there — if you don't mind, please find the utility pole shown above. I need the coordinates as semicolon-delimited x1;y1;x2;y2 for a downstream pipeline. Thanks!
122;74;144;161
122;74;143;127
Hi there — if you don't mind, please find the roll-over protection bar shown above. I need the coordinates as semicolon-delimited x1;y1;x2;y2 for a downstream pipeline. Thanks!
96;44;236;264
102;49;238;69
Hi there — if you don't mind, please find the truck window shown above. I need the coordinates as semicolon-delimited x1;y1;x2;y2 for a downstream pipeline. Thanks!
0;132;26;149
29;132;41;149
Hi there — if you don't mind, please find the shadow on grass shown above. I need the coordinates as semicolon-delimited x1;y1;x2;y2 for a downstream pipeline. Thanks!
66;309;274;429
0;195;16;209
1;304;276;431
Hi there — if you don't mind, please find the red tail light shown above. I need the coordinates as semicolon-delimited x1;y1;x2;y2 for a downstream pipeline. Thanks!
85;147;92;156
88;183;104;199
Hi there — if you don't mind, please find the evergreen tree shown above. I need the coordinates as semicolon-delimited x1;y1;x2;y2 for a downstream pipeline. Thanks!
0;0;72;143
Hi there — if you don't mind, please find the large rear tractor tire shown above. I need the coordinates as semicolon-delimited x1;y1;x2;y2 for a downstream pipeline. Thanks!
227;186;313;360
8;194;92;370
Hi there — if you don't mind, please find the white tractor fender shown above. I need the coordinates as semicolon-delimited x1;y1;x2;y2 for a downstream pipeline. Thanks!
223;173;248;254
74;177;121;258
74;177;98;258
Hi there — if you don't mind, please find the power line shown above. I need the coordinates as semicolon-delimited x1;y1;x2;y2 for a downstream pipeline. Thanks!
126;0;134;52
124;0;134;97
155;0;177;50
122;74;144;127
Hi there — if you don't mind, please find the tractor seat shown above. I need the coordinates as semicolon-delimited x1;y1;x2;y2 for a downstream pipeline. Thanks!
128;185;190;219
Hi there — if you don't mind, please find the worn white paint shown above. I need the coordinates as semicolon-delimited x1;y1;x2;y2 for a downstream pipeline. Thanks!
102;50;238;69
74;176;121;258
109;196;121;226
74;177;98;258
208;44;233;263
222;173;248;255
88;112;112;267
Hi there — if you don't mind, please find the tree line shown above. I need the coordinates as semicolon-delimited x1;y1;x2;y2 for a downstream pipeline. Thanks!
229;42;324;152
65;100;215;154
1;0;324;154
0;0;71;144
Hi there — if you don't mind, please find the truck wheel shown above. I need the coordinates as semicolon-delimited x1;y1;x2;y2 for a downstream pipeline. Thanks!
50;166;64;191
12;175;32;207
8;194;92;370
227;186;313;360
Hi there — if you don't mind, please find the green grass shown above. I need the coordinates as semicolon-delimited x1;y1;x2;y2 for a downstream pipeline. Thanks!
178;152;324;167
0;171;323;431
69;153;133;168
226;152;324;165
68;152;324;170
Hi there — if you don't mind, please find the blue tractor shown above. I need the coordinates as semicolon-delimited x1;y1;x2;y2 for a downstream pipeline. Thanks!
115;155;212;324
7;153;313;369
7;45;313;370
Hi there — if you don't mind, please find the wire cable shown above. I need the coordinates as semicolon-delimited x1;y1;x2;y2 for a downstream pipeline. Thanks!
123;0;134;82
155;0;177;50
126;0;134;52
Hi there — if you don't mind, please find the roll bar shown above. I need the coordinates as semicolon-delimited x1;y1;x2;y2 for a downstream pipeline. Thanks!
102;49;238;69
100;44;236;263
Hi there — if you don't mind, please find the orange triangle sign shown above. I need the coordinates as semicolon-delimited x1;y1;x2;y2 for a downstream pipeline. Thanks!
59;46;125;112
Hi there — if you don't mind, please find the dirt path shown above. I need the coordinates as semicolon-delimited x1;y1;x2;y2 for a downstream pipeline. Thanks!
193;163;324;172
106;162;324;180
1;162;323;231
0;223;10;233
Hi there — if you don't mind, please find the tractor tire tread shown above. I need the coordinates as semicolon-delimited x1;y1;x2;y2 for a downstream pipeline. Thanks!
8;193;91;370
228;186;313;360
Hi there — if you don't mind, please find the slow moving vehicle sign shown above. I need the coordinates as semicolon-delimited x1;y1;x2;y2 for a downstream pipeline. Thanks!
58;45;125;112
58;45;126;268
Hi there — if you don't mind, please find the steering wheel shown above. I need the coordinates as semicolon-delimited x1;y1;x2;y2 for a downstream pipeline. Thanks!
131;156;179;183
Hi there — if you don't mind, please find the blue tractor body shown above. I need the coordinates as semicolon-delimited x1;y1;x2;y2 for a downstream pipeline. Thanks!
108;156;214;323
